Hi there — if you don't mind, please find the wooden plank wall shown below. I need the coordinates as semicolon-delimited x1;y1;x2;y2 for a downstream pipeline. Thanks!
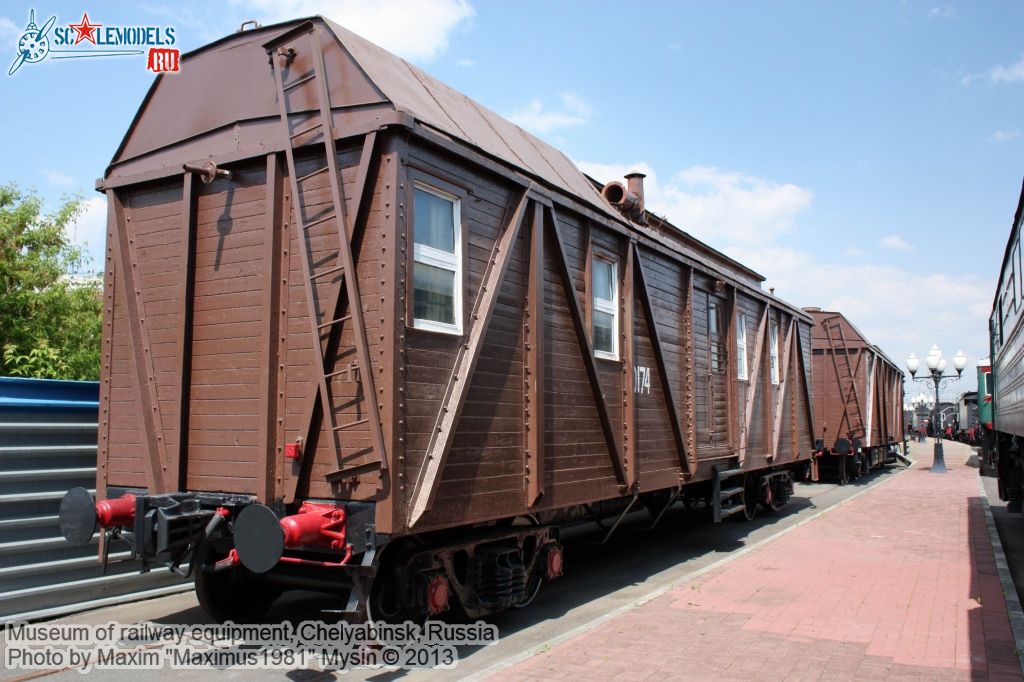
283;139;389;503
399;140;815;533
100;132;816;539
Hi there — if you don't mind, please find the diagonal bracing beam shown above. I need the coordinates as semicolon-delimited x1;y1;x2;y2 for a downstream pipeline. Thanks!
545;206;628;490
772;317;795;459
633;247;692;478
739;306;769;464
407;190;533;527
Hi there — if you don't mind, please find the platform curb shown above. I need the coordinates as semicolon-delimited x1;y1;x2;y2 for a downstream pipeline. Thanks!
977;476;1024;677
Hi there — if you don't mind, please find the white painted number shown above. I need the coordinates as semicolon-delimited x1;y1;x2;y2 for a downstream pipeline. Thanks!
634;366;651;395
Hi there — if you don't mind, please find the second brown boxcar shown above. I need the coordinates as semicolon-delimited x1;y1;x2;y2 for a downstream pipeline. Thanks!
58;17;817;622
805;308;905;483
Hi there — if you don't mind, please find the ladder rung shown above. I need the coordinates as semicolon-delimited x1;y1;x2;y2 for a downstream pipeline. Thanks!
720;504;747;518
325;364;358;380
283;73;316;91
325;460;381;481
291;121;323;140
311;264;345;281
719;486;744;500
303;213;335;230
333;418;368;431
296;166;329;183
717;468;744;479
317;314;351;330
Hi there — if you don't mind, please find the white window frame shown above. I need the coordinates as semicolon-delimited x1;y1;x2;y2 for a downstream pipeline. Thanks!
592;255;619;360
736;313;748;380
412;182;462;335
769;322;780;385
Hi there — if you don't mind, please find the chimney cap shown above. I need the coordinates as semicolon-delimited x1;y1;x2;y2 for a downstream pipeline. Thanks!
624;171;647;179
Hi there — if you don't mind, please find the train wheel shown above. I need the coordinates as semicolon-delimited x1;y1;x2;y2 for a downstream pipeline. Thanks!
367;574;408;623
513;569;544;609
366;543;418;624
194;539;279;623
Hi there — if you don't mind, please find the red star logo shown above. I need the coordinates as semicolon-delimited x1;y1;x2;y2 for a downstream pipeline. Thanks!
68;13;101;45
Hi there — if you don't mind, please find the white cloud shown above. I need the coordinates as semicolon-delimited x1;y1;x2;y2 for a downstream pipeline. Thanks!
927;5;956;19
507;92;593;134
669;41;682;52
234;0;474;62
65;196;107;271
43;169;76;188
989;129;1020;142
575;158;988;395
578;161;813;246
454;58;475;67
0;16;18;40
880;234;912;252
962;56;1024;86
725;245;991;397
991;57;1024;83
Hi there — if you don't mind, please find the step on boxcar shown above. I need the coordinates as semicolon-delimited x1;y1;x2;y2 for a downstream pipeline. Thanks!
804;309;905;484
58;17;816;622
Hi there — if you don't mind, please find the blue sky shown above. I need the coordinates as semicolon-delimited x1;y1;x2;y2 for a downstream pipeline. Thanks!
1;0;1021;401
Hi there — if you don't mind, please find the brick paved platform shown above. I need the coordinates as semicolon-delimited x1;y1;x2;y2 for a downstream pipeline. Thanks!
493;442;1022;681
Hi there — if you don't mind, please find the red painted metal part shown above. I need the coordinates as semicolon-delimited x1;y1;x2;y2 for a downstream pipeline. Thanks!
278;544;352;568
546;545;563;579
426;574;449;614
284;442;301;460
96;494;135;527
213;548;241;572
280;501;347;550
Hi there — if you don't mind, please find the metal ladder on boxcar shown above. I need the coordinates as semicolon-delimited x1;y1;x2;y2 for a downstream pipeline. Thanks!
822;316;865;439
712;466;746;522
265;23;387;482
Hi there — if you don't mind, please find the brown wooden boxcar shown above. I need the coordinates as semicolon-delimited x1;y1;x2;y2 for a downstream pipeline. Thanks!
805;308;905;483
58;17;816;622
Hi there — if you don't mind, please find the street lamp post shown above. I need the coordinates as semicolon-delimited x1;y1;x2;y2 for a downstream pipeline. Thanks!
906;346;967;473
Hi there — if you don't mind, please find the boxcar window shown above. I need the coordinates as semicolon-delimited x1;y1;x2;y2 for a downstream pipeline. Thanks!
709;302;724;374
412;185;462;334
736;313;748;380
592;256;618;359
769;322;780;384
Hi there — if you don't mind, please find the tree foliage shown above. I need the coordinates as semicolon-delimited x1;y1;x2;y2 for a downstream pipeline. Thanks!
0;184;102;380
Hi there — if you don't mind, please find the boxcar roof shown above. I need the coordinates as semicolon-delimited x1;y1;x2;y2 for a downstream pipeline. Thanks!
106;16;785;298
806;309;904;375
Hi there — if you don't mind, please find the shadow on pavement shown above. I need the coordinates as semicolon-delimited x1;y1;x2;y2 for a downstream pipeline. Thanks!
138;465;900;680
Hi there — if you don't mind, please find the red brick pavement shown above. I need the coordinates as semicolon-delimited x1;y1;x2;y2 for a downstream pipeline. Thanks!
492;445;1022;681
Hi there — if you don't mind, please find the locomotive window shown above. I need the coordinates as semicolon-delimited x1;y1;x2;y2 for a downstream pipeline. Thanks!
1006;273;1016;316
769;322;780;384
412;184;462;334
709;302;725;374
1016;241;1022;303
592;256;618;360
736;313;748;380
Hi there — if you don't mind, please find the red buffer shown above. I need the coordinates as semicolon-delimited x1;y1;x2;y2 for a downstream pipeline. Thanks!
232;501;351;573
